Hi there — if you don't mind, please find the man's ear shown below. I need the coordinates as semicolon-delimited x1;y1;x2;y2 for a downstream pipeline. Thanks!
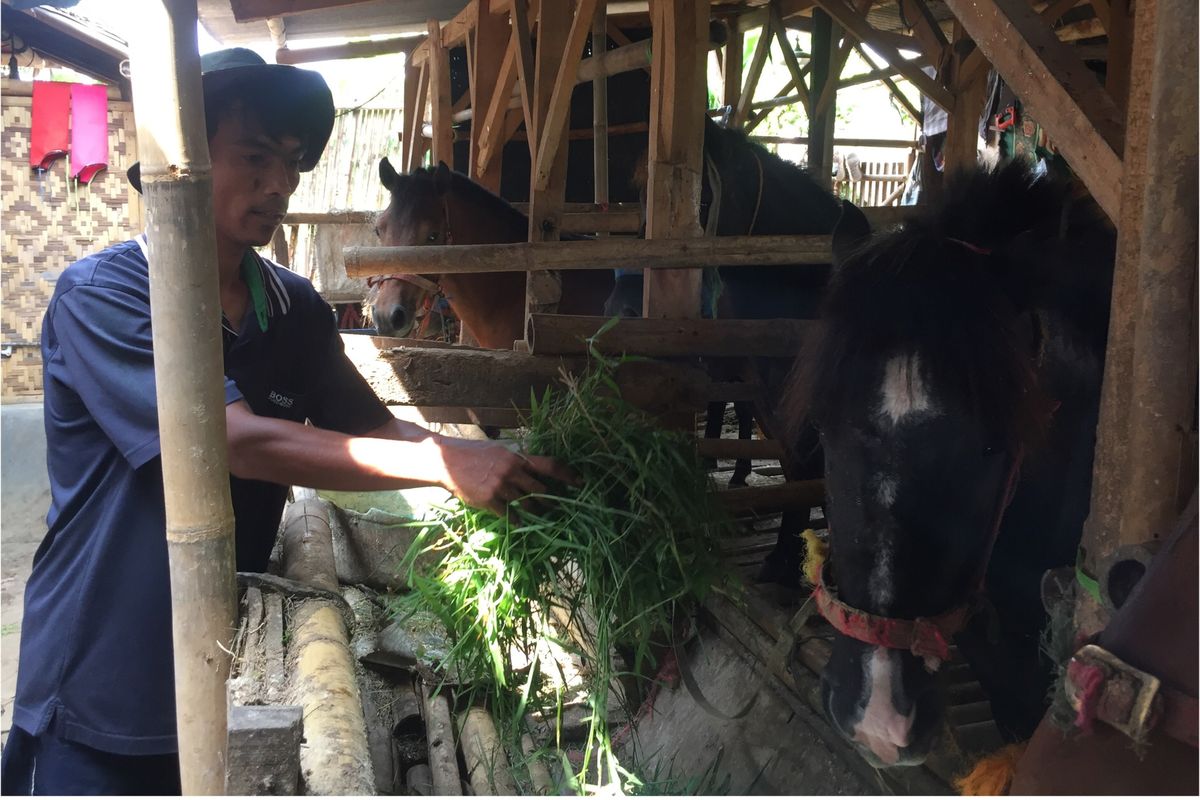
832;200;872;267
379;157;401;192
434;161;453;195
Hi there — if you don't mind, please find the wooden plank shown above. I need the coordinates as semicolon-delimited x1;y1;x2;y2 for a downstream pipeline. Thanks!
813;0;955;111
897;0;950;61
644;0;709;320
527;315;816;357
427;19;454;168
718;480;826;514
696;438;785;460
942;0;1124;220
225;705;304;795
344;235;835;277
470;0;509;191
1103;0;1132;111
942;30;989;171
533;0;602;191
401;58;420;172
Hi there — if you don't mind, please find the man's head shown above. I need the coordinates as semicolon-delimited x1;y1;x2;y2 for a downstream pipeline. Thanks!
129;48;334;249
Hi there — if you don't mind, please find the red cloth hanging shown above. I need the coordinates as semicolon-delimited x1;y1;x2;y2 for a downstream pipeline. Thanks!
70;84;109;184
30;81;71;171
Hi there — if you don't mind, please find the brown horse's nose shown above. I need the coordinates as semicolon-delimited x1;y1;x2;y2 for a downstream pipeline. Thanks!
388;306;408;333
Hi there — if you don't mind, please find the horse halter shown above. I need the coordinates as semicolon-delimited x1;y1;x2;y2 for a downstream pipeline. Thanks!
803;447;1027;672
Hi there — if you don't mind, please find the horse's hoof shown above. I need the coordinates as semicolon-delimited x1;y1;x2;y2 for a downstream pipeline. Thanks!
728;474;749;488
754;558;801;588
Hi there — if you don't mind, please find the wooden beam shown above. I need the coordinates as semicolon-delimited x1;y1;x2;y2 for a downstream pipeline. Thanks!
426;19;454;169
896;0;949;61
592;2;610;215
406;62;430;172
344;235;834;277
813;0;955;110
533;0;601;191
696;438;785;460
470;0;510;191
475;36;521;175
942;0;1124;220
853;43;922;126
722;13;744;112
512;0;538;153
526;315;816;357
229;0;375;22
274;36;417;64
526;0;573;321
771;1;814;115
719;480;826;514
644;0;709;319
941;30;988;170
225;706;303;795
409;1;481;66
733;15;774;127
807;9;837;186
1103;0;1132;111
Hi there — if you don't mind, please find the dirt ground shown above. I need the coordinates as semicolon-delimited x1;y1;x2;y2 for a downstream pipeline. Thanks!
1;402;49;748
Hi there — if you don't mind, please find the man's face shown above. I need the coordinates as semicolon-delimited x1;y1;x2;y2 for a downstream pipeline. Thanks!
208;107;305;250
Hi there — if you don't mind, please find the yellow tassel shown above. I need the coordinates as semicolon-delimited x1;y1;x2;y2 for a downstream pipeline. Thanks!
954;742;1027;796
801;528;828;586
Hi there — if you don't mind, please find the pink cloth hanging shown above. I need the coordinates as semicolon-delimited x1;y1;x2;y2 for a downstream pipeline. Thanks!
29;81;70;171
70;84;109;184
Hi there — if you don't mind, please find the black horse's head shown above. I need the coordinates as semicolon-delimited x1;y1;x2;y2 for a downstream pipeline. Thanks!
368;158;451;337
786;164;1072;765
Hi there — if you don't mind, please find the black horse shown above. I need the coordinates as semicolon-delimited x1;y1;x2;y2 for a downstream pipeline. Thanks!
605;117;842;582
784;163;1114;765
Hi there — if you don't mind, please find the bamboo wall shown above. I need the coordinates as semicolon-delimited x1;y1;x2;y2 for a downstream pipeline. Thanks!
1;93;140;402
286;106;403;302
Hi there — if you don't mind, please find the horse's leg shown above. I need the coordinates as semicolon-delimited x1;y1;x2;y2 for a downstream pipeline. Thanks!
756;508;807;587
729;400;755;487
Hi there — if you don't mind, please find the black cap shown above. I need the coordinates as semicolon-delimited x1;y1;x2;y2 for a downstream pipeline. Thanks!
127;48;334;192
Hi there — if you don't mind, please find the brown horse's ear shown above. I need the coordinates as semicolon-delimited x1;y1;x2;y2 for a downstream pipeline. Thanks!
379;157;400;192
832;200;871;267
433;161;453;195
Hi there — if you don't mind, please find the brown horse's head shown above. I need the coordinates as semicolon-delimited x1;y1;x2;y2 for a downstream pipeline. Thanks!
368;157;452;337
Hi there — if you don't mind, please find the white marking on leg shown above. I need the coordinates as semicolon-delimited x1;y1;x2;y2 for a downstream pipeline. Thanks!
879;354;933;424
876;474;898;508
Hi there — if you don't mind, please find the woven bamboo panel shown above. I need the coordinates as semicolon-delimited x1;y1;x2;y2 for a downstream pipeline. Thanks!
1;96;140;402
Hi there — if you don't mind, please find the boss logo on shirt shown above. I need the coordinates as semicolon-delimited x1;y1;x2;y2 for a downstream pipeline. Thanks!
267;390;295;409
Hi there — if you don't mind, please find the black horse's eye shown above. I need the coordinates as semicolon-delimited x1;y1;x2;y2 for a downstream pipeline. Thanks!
426;231;439;243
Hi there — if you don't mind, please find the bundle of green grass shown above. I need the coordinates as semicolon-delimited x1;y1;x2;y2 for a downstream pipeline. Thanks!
396;346;735;794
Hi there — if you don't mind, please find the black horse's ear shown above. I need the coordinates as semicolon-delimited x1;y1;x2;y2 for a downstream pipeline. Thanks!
832;200;871;266
433;161;453;195
379;157;400;192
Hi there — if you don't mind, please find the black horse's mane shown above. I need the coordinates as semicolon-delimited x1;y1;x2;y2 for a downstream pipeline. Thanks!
703;117;842;231
790;162;1092;447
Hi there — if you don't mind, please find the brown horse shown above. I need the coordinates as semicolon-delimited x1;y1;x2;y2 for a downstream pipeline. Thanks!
371;158;614;349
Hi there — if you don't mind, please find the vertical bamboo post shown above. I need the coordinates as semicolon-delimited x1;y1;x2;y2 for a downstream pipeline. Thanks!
402;55;421;173
722;14;743;122
428;19;454;168
127;0;237;793
591;0;609;218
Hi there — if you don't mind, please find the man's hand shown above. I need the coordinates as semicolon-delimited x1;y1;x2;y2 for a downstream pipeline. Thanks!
437;439;578;515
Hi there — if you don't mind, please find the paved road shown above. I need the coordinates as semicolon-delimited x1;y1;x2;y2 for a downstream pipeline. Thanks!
1;402;49;748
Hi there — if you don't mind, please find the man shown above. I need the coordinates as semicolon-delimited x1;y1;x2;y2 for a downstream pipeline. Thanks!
1;49;570;794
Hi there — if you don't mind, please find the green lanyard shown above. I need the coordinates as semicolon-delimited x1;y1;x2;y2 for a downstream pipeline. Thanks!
241;250;270;333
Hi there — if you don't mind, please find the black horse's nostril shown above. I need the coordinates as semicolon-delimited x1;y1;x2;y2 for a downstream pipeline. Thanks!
389;307;408;332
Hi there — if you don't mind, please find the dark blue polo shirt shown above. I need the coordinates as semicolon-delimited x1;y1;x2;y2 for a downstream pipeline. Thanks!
12;237;393;755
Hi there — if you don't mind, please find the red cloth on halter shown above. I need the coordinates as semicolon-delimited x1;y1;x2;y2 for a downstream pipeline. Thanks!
811;569;970;666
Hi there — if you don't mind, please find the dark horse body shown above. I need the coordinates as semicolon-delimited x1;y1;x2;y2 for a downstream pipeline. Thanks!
606;117;841;579
787;163;1115;765
371;159;613;348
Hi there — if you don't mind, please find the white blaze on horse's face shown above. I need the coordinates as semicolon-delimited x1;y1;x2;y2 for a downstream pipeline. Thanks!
852;649;917;766
879;353;935;425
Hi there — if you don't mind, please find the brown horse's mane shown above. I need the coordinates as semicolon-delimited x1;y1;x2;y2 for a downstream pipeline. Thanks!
399;166;529;240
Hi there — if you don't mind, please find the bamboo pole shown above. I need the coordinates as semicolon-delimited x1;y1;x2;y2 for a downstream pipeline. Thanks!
458;707;519;795
127;2;237;794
